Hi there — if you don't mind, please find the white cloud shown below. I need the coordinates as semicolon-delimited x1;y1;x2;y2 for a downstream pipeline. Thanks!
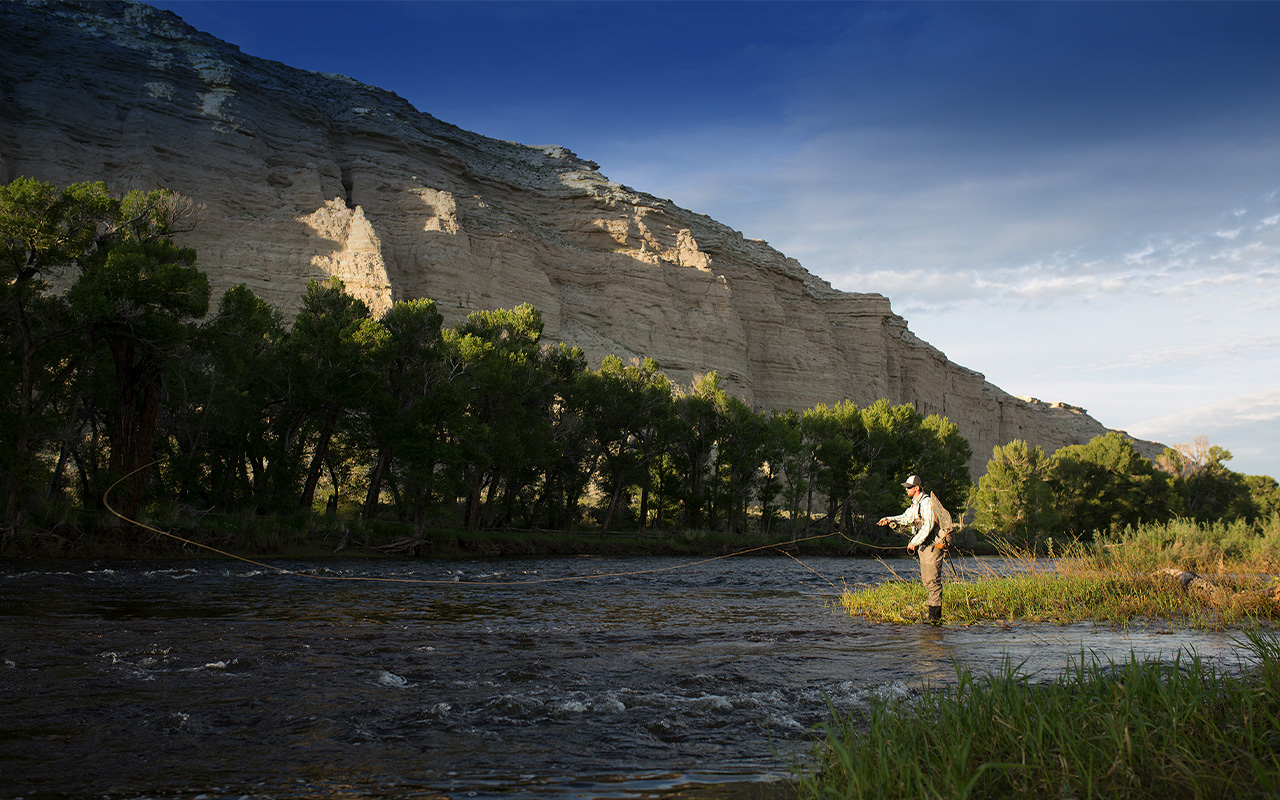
1125;244;1157;264
1145;393;1280;429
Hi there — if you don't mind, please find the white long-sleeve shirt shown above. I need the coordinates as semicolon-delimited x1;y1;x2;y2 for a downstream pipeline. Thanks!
885;492;936;549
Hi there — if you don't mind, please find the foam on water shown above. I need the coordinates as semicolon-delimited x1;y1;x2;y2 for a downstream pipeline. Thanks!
377;669;410;688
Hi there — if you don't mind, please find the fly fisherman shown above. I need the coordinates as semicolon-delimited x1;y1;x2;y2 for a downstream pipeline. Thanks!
876;475;944;624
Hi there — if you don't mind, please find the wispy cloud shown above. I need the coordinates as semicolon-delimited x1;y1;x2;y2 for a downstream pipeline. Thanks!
1128;389;1280;438
1084;333;1280;372
818;191;1280;315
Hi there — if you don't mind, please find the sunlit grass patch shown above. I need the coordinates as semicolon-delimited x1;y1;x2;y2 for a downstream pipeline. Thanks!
841;517;1280;628
838;570;1268;628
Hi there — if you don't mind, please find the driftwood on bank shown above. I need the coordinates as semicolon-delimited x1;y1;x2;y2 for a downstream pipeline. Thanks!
1154;567;1280;606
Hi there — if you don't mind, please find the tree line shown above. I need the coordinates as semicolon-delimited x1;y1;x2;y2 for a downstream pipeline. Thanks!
4;178;1275;547
2;178;974;539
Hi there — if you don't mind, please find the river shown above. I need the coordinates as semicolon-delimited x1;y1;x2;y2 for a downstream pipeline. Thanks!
0;555;1251;799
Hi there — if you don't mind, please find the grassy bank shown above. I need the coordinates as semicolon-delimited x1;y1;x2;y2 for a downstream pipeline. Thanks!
840;517;1280;628
840;567;1280;628
1085;515;1280;574
794;629;1280;800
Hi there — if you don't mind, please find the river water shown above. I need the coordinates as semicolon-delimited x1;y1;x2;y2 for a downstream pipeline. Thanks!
0;555;1252;799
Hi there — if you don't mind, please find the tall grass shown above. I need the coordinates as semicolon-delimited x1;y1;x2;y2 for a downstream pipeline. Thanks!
837;570;1270;627
795;629;1280;800
1083;514;1280;575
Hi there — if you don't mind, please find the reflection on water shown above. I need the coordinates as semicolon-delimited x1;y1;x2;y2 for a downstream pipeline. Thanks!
0;556;1251;799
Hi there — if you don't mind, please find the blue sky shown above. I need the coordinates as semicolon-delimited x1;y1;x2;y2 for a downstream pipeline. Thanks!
148;1;1280;479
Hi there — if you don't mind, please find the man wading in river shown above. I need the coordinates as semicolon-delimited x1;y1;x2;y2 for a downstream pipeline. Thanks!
877;475;944;624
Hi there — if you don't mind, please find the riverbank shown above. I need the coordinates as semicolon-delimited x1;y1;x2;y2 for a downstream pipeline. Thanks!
794;628;1280;799
1;507;969;560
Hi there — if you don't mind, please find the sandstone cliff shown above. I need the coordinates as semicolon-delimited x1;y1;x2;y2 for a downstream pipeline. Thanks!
0;0;1163;475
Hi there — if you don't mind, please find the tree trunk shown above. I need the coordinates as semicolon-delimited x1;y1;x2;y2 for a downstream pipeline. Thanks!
107;339;164;521
363;446;393;519
465;470;484;530
804;479;814;535
300;410;336;509
601;478;625;536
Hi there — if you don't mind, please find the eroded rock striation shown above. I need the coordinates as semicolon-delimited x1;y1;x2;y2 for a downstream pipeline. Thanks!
0;0;1163;475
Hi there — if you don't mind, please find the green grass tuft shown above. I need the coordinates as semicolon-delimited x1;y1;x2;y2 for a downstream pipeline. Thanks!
795;629;1280;799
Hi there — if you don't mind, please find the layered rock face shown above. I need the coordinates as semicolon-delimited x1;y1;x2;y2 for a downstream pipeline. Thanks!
0;0;1161;475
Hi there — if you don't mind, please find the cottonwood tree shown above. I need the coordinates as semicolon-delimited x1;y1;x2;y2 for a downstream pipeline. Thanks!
796;399;972;534
159;284;285;509
1047;431;1176;537
1;179;114;522
847;399;972;532
714;394;772;534
1157;435;1252;523
578;356;674;534
1243;474;1280;521
756;410;804;537
359;298;445;520
671;372;726;530
290;278;382;511
67;189;209;520
802;401;860;531
446;304;579;530
972;439;1058;546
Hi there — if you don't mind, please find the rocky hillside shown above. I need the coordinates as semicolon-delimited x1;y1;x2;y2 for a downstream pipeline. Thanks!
0;0;1162;475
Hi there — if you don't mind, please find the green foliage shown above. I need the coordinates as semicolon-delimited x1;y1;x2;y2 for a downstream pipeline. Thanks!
756;410;802;536
1;179;117;524
1086;515;1280;574
841;566;1277;628
18;178;1280;552
580;355;675;533
974;431;1277;542
1245;474;1280;519
972;439;1058;546
672;372;727;530
1047;431;1177;537
802;400;861;528
360;297;446;522
801;398;972;533
0;177;114;286
158;283;286;508
282;277;382;510
1;179;209;523
842;515;1280;628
